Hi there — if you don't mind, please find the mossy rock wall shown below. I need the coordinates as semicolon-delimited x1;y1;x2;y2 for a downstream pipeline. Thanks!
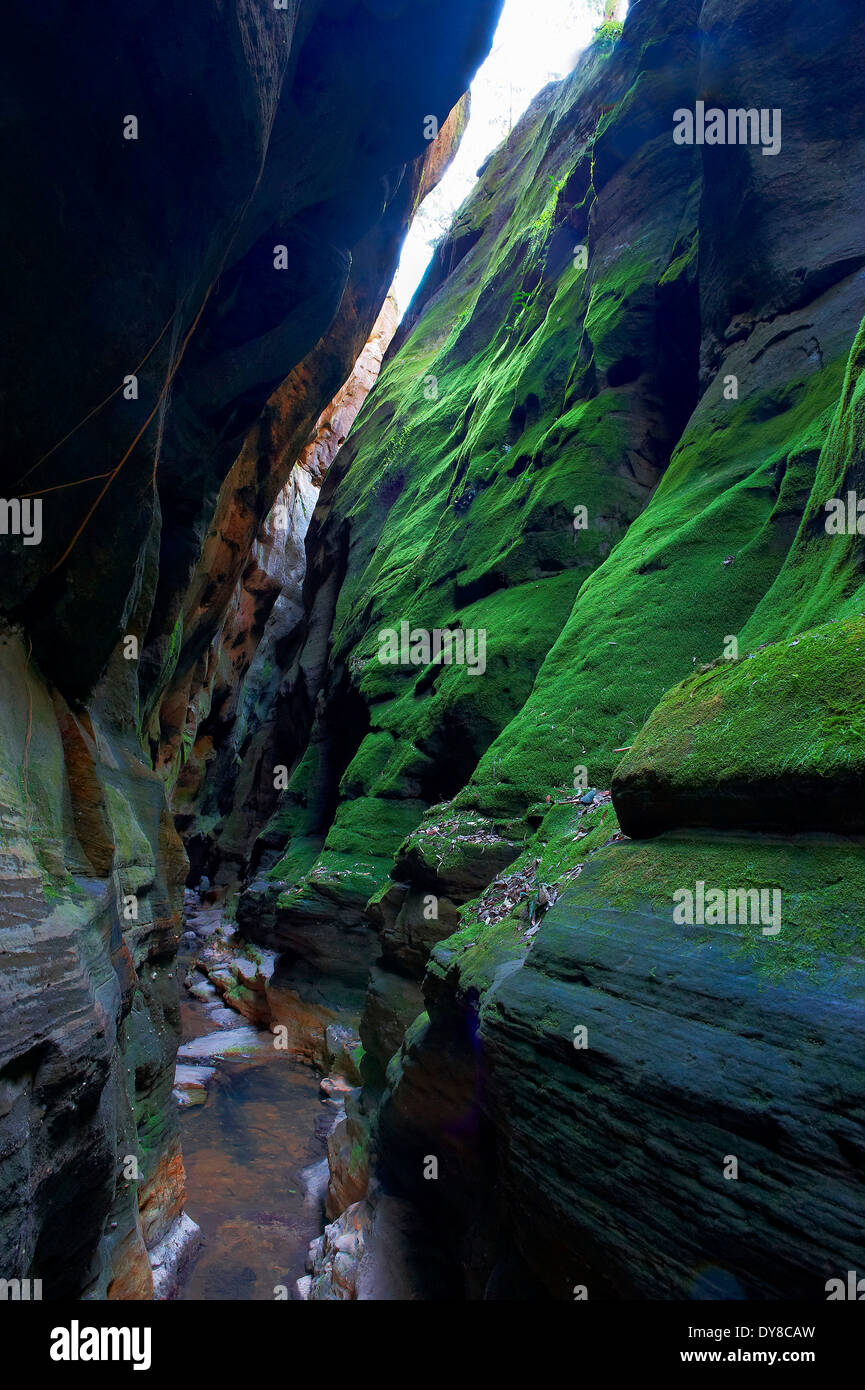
612;614;865;838
250;0;865;928
259;0;865;1298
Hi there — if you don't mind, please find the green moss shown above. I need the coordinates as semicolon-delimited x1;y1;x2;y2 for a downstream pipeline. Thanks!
223;982;258;1013
740;315;865;644
594;19;624;46
615;615;865;790
267;836;323;886
460;347;853;817
385;1010;430;1090
422;797;621;1001
547;830;865;984
105;784;153;871
276;852;388;913
582;252;652;373
659;229;698;286
244;4;865;980
166;612;182;671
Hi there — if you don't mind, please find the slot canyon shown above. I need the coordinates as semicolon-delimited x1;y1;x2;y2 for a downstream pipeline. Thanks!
1;0;863;1317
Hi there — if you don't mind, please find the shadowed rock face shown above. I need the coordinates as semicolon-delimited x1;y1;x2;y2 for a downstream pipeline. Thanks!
166;296;400;895
0;0;501;1297
477;842;865;1300
1;1;497;697
0;631;187;1298
246;0;865;1298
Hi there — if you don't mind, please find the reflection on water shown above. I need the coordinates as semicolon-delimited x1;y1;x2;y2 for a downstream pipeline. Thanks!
175;996;327;1300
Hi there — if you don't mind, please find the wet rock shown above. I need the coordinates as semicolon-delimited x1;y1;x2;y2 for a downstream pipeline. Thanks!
149;1213;202;1301
319;1075;356;1101
303;1195;445;1300
477;843;865;1297
300;1158;331;1216
172;301;399;882
187;977;219;1004
172;1064;217;1108
0;632;186;1298
324;1023;363;1084
326;1091;371;1219
204;1004;243;1029
177;1026;269;1063
304;1202;368;1299
360;965;426;1088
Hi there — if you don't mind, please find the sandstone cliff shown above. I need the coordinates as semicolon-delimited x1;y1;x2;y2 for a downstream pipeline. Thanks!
2;0;863;1305
241;0;865;1299
0;0;500;1297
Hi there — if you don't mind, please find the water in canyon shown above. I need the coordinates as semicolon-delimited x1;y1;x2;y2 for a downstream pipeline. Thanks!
173;951;330;1300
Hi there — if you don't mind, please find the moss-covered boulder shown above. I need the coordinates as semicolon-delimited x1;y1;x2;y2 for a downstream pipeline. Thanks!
613;616;865;838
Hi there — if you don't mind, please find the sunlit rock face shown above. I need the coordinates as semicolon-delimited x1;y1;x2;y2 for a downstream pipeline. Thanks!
253;0;865;1297
0;0;500;1298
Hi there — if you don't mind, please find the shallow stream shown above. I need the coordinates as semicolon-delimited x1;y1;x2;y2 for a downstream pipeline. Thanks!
174;988;328;1300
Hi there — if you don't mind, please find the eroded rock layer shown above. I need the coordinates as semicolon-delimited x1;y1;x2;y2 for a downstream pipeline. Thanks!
241;0;865;1299
0;0;500;1297
3;0;864;1304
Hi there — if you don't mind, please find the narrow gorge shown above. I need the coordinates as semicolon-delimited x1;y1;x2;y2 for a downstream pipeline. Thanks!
1;0;864;1321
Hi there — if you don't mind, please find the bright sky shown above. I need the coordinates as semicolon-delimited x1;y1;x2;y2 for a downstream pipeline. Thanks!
390;0;627;317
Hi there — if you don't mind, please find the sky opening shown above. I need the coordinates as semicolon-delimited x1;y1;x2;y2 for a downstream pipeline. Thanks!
390;0;628;317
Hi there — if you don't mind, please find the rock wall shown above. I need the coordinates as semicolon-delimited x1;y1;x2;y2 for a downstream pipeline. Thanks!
239;0;865;1298
0;629;188;1298
0;0;501;1298
168;295;399;897
3;0;863;1305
